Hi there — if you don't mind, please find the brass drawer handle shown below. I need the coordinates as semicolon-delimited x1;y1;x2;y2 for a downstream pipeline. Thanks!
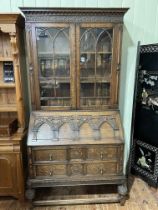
49;154;53;161
100;168;103;175
49;170;53;176
100;152;103;160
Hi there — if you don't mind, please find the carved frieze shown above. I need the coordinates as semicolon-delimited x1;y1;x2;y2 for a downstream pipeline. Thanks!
24;15;123;23
20;8;128;23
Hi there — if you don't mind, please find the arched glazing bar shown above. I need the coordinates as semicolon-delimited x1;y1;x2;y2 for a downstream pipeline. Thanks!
79;27;113;107
36;27;71;107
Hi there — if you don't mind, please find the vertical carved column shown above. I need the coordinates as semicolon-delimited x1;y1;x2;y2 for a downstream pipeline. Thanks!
10;32;25;130
25;23;36;110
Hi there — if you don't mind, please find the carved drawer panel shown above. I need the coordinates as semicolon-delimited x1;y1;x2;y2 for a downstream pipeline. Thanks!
35;164;67;177
68;148;85;160
68;163;85;176
86;162;118;175
33;149;67;162
87;146;118;160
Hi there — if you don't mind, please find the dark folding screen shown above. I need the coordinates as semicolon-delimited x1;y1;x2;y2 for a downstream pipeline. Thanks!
131;43;158;187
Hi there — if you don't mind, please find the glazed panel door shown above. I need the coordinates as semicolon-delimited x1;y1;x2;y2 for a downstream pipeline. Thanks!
32;23;76;110
76;23;123;109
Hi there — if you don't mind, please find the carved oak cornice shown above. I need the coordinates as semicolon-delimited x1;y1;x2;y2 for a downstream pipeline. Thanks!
20;7;128;23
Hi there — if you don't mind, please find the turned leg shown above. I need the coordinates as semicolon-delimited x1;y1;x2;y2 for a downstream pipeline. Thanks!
25;188;35;210
118;183;128;205
25;180;35;210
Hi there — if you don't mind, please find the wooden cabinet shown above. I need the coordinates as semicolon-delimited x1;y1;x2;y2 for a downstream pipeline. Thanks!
21;8;128;206
0;14;28;200
0;138;25;200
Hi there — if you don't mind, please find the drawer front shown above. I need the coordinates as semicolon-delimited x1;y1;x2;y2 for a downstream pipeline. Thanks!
87;146;118;160
34;161;120;178
33;149;67;161
86;162;118;175
35;164;66;177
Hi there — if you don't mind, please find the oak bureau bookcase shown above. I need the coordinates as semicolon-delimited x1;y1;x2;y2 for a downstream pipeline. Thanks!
21;7;128;206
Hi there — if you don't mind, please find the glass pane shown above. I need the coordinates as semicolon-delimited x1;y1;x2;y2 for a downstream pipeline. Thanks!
80;53;95;77
97;29;112;53
54;55;70;77
96;83;110;97
80;28;112;108
80;83;94;97
80;29;96;52
96;54;112;77
36;27;71;107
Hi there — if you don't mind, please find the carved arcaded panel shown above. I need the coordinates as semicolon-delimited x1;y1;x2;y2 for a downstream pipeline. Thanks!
58;123;74;140
31;114;119;141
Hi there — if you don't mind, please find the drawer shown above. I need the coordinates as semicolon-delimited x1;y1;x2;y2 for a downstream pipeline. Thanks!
33;148;67;162
87;146;118;160
35;164;66;177
86;162;118;175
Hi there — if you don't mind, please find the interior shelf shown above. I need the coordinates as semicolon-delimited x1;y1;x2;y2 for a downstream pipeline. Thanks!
80;52;112;54
38;52;69;57
40;97;71;100
80;79;110;83
40;78;70;83
80;96;110;99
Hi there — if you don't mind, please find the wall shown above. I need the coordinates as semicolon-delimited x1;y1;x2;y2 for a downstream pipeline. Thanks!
1;0;158;170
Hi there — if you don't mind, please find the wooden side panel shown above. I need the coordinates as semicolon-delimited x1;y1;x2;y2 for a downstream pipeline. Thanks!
111;24;123;106
0;154;17;195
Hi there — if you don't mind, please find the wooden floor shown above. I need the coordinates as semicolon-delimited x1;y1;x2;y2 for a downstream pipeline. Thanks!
0;176;158;210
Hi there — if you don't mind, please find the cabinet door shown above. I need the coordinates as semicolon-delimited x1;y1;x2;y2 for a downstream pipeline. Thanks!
0;154;18;195
33;24;76;110
76;23;122;109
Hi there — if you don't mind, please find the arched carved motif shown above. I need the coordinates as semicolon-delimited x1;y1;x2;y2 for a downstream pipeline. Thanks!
31;114;119;141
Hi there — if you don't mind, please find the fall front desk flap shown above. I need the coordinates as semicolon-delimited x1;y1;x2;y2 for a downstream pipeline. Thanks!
27;111;124;146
